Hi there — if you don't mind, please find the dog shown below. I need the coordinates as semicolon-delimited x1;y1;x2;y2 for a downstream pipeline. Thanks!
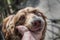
2;7;47;40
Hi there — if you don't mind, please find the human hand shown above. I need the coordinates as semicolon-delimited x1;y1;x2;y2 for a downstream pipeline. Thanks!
16;25;29;35
16;25;36;40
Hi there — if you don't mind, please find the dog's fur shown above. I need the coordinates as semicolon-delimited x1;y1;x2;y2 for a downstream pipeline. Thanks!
2;7;47;40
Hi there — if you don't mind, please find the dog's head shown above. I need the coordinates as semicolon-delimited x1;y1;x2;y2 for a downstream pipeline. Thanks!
14;7;46;32
2;7;47;40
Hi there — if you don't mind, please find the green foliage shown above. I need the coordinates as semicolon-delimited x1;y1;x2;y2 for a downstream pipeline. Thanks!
0;0;28;23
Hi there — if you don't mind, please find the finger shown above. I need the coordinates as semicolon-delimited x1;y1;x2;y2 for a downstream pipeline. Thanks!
16;25;29;35
16;25;24;29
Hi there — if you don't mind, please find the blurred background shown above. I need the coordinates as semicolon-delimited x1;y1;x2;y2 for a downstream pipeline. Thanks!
0;0;60;40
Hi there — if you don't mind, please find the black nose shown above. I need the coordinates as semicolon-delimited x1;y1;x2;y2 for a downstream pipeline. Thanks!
32;20;41;27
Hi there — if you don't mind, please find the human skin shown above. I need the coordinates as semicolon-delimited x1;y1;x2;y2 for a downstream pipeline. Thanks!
16;25;36;40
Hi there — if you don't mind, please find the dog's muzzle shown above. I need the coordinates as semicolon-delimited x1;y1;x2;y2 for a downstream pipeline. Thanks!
32;20;41;27
30;17;45;32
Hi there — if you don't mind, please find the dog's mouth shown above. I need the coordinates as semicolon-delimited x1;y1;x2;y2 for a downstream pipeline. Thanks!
31;20;42;31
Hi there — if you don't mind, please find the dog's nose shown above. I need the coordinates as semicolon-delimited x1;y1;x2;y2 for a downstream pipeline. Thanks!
32;20;41;27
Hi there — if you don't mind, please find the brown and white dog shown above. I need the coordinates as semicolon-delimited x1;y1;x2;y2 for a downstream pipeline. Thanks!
2;7;47;40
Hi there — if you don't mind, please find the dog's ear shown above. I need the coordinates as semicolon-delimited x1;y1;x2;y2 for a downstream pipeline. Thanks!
2;16;12;37
2;15;14;33
3;16;10;27
3;15;14;27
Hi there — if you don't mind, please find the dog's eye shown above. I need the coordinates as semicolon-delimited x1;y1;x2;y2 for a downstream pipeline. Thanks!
16;15;26;25
32;11;40;16
20;16;25;20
